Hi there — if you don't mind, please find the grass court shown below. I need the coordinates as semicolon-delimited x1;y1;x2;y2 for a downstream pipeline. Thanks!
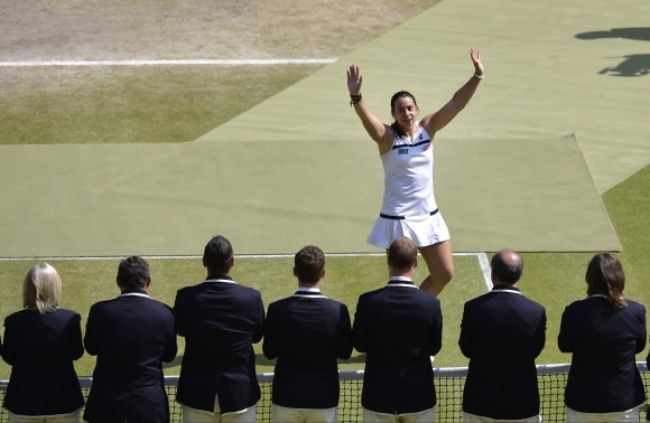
0;0;649;383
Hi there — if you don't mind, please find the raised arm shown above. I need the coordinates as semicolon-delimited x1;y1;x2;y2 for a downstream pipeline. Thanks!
347;65;392;148
421;48;484;135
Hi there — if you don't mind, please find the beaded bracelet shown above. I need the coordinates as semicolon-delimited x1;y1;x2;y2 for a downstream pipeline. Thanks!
350;93;362;106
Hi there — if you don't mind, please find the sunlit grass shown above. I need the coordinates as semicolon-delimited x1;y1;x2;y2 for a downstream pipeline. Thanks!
0;65;318;144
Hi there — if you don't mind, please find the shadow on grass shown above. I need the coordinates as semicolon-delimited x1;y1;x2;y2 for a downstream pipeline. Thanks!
575;27;650;77
575;27;650;41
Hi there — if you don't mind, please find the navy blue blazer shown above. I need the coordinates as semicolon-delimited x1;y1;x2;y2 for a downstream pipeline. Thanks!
559;296;646;413
2;308;84;416
174;276;265;413
83;292;177;423
353;279;442;415
459;286;546;420
263;289;353;409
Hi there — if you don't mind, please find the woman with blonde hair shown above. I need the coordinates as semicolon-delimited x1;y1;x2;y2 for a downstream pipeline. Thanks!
558;253;646;422
2;263;84;422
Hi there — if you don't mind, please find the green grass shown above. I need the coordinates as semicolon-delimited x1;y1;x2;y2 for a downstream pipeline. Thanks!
0;65;319;144
0;254;483;377
0;52;648;380
1;168;647;380
1;164;648;378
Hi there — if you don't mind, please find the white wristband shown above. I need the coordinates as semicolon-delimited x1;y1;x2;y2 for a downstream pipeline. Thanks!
473;73;484;80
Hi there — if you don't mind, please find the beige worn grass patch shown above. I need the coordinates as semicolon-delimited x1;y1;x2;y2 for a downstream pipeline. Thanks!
0;0;440;60
0;0;440;144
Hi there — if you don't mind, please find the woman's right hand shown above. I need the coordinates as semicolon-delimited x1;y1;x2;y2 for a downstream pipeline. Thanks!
347;65;363;95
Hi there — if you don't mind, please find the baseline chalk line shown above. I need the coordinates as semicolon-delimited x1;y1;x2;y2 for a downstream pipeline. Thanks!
0;58;338;67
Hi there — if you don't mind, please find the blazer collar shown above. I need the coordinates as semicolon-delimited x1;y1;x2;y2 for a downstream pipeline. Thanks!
588;293;609;300
387;277;417;288
204;274;236;284
119;289;151;299
491;285;522;295
293;287;327;299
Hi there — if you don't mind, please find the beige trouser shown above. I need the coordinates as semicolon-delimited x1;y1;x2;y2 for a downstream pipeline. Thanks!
363;407;436;423
271;404;337;423
181;395;257;423
9;408;81;423
565;405;640;423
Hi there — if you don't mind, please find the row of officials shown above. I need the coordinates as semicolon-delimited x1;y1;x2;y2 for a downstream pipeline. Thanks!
0;235;646;423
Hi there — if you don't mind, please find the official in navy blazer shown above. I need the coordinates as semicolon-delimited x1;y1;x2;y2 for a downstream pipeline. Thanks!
83;256;177;423
353;237;443;422
459;249;546;423
2;263;84;421
174;235;265;422
263;245;353;423
559;253;646;422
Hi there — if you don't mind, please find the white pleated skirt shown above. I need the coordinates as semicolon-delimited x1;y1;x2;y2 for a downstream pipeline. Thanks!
366;211;450;249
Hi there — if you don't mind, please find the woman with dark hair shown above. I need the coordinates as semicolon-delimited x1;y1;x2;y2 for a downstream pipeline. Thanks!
2;263;84;422
558;253;646;422
346;49;484;295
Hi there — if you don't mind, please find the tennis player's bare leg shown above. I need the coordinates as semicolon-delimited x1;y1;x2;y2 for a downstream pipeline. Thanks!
419;241;454;296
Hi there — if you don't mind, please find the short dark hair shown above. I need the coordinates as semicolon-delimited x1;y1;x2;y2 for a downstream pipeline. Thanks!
387;237;418;271
586;253;626;310
294;245;325;284
491;250;523;284
203;235;233;274
117;256;150;290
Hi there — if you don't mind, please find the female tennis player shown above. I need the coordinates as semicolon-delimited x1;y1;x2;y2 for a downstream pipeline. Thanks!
346;48;484;295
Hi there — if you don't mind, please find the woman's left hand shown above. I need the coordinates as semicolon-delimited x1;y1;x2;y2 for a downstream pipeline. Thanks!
470;48;484;77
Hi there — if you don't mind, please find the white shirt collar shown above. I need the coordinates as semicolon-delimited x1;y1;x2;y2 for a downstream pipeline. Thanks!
204;278;237;284
491;288;523;295
119;292;151;299
387;276;417;288
390;276;413;282
297;287;321;293
490;285;523;295
293;288;327;299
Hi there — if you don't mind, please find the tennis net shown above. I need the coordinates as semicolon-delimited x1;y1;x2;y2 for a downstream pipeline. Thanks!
1;363;648;422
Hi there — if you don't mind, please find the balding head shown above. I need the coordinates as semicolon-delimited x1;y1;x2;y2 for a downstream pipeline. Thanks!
490;249;523;286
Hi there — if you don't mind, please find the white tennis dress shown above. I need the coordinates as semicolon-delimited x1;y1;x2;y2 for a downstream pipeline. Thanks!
366;124;450;248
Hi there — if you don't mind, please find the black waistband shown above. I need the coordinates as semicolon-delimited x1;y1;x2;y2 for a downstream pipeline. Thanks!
380;209;438;220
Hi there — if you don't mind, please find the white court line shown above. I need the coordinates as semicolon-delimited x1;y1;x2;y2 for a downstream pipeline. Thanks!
0;252;493;290
0;58;338;67
477;252;493;290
